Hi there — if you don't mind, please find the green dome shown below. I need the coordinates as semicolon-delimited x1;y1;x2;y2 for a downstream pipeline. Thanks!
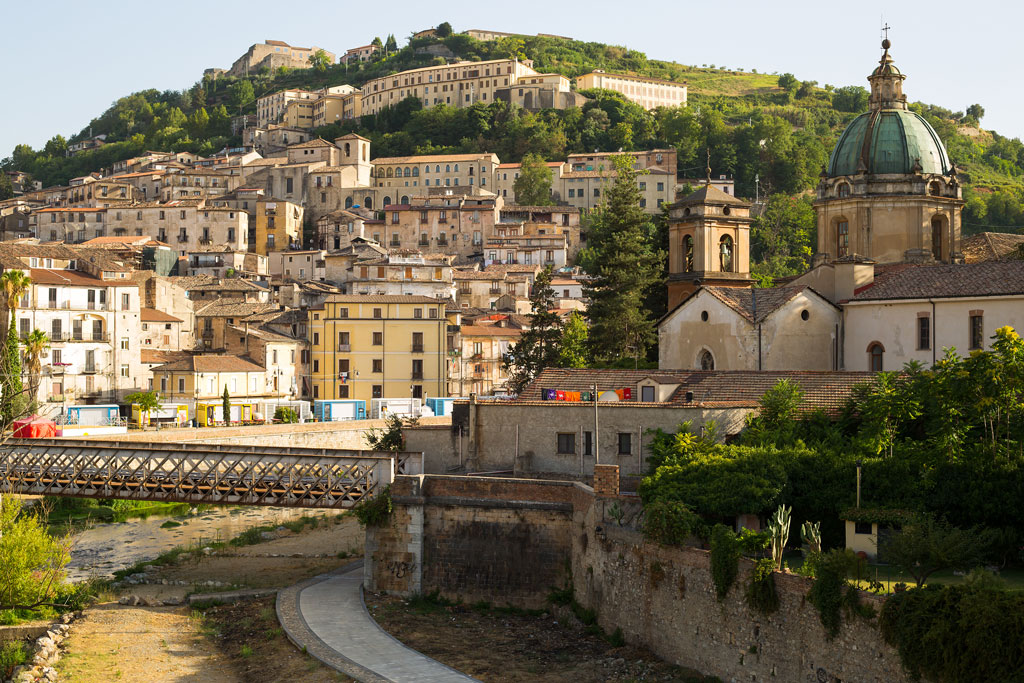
826;109;952;177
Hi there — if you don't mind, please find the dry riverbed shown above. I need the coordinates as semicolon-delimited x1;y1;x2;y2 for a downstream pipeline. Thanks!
56;513;362;682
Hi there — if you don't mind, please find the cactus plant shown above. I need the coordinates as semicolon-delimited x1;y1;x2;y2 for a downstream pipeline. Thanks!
801;520;822;556
767;504;791;571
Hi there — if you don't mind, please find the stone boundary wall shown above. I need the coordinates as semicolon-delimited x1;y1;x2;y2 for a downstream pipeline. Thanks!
574;486;911;683
364;475;576;608
368;473;914;682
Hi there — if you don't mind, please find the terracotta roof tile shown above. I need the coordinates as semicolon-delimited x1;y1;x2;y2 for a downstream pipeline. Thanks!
152;354;265;374
851;262;1024;301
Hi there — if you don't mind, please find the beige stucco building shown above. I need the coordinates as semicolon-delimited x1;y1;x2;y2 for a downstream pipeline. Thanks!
227;41;334;78
372;153;500;198
576;71;687;110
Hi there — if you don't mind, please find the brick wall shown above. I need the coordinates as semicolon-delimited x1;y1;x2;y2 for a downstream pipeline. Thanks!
592;464;619;496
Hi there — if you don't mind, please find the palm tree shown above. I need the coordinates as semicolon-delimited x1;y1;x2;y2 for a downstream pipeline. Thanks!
0;269;31;331
22;329;49;411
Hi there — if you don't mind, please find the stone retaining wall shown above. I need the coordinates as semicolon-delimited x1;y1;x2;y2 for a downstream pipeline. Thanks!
368;473;916;682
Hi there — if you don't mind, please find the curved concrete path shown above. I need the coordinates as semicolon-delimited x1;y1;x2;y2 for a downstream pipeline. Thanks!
277;562;479;682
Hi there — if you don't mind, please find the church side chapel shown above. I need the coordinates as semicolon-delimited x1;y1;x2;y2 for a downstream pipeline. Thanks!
659;38;1022;373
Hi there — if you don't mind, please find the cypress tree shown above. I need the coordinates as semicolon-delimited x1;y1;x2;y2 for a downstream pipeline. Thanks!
583;155;665;362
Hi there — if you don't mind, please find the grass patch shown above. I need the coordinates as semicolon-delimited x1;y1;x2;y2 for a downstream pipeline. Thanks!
239;644;254;658
407;590;458;614
160;520;182;529
0;641;27;679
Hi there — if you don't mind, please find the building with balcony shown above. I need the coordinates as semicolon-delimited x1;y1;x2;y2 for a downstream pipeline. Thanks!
253;198;304;255
308;295;447;402
130;200;249;256
448;323;522;396
453;269;531;309
1;251;144;405
346;253;455;299
151;354;272;403
381;193;502;258
185;247;267;279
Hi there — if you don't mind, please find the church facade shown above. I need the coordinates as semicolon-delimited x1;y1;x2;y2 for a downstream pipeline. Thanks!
658;39;1020;373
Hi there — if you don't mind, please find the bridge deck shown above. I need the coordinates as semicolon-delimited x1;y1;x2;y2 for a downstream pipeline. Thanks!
0;439;422;509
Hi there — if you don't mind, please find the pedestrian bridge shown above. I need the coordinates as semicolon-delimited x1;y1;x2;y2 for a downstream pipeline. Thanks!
0;439;422;509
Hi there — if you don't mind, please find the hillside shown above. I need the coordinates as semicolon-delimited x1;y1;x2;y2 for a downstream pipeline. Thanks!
3;29;1023;234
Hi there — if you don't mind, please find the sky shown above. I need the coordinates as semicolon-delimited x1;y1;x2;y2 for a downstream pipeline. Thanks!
3;0;1020;159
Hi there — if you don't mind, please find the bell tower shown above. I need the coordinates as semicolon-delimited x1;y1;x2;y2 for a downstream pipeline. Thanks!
666;163;753;309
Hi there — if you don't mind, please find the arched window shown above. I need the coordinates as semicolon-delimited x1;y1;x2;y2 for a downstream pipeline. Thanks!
719;235;733;272
837;220;849;257
931;217;945;261
445;164;451;172
401;195;409;204
837;182;850;198
366;197;375;209
345;197;353;209
929;181;942;196
386;168;394;178
699;349;715;371
435;165;440;173
403;168;411;177
344;143;351;156
412;167;419;177
683;235;694;272
868;342;884;372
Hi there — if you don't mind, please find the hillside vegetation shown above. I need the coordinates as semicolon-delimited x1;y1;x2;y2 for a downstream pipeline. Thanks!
4;30;1023;237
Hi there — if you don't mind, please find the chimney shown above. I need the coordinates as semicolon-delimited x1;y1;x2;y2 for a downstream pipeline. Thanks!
834;261;875;303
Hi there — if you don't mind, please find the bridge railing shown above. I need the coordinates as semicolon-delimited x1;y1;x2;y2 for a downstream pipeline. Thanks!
0;440;400;509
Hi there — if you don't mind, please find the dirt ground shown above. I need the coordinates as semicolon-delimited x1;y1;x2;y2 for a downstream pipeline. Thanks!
57;603;239;683
58;515;363;682
199;598;351;683
364;593;717;682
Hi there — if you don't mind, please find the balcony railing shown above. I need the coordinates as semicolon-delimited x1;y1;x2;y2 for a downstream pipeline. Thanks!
201;329;214;338
489;288;501;295
411;343;424;353
411;372;424;380
198;238;213;246
337;343;351;352
390;240;401;247
178;235;189;243
70;332;109;343
82;364;97;374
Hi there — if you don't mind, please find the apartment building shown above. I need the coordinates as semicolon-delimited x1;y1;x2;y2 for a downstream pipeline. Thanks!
196;300;278;351
160;169;237;201
107;170;166;202
35;208;108;243
449;323;521;396
256;88;320;130
140;307;185;351
347;254;455;299
483;231;569;268
185;247;267;279
311;89;362;128
308;295;447;402
496;73;585;111
372;153;500;197
252;198;304;255
0;247;144;405
341;44;379;63
560;149;678;212
453;269;531;309
576;71;687;110
131;201;248;255
381;193;502;257
224;325;302;400
315;209;371;252
360;58;538;115
494;161;565;202
269;249;326;281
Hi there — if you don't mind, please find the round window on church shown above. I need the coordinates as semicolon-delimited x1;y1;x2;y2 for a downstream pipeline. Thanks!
683;207;691;216
701;311;709;322
723;207;731;216
801;309;810;321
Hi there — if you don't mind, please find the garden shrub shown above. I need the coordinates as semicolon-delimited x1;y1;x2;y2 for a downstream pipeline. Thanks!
643;500;704;546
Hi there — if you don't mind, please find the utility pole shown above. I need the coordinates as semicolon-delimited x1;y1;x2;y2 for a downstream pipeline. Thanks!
593;383;599;465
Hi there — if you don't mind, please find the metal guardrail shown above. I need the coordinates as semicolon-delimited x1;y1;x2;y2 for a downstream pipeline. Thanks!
0;439;420;508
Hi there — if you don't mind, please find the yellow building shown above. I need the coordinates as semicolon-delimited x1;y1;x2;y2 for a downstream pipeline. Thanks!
309;295;447;402
151;354;269;402
253;198;304;254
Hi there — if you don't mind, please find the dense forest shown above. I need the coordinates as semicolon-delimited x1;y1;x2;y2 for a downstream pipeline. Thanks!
4;28;1024;271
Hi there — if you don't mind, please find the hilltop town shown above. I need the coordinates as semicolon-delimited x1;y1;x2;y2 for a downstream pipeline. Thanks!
1;23;1024;683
